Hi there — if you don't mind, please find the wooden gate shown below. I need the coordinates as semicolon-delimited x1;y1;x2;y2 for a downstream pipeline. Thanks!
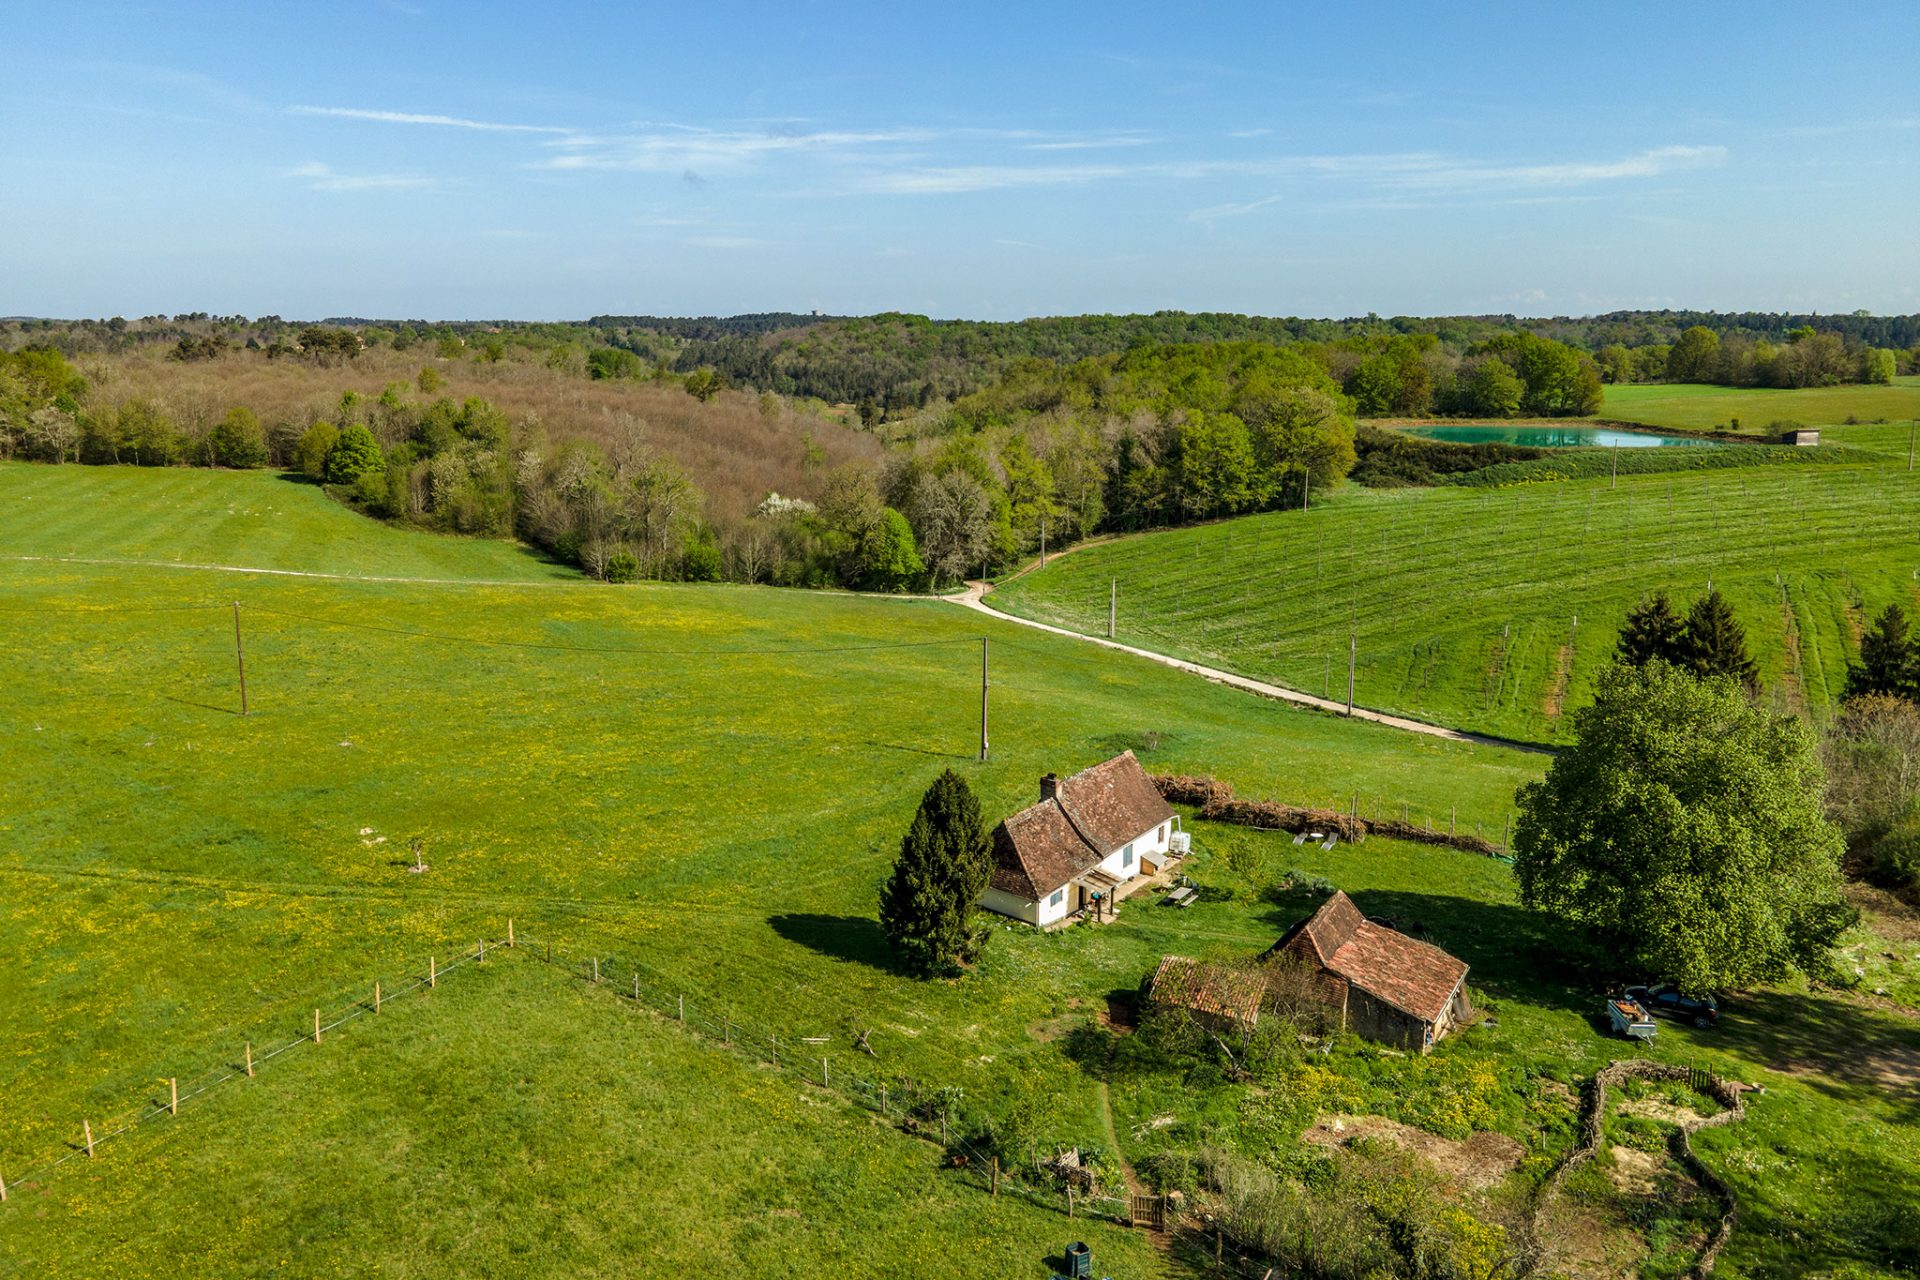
1128;1193;1165;1231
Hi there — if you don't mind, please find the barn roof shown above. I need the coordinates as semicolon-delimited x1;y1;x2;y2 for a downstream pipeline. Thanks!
1147;955;1264;1026
1268;890;1468;1024
987;751;1175;900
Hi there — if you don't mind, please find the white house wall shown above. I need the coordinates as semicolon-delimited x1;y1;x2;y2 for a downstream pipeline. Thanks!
979;819;1174;927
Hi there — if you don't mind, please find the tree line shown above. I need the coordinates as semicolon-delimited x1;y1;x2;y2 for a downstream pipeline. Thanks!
1593;323;1902;389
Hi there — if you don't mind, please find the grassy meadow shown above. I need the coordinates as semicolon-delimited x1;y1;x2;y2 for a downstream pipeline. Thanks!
993;459;1920;744
3;461;1917;1277
1604;377;1920;438
0;461;1535;1275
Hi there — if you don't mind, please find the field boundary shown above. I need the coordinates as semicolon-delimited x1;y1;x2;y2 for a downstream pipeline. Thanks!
0;934;503;1205
1531;1059;1749;1279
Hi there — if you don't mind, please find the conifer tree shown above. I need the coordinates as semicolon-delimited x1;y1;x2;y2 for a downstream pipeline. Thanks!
1683;589;1758;688
879;770;992;976
1848;603;1918;702
1615;591;1688;668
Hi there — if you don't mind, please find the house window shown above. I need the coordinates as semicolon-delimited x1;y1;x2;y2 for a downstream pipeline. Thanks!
1122;844;1134;868
1048;888;1064;908
1160;823;1169;842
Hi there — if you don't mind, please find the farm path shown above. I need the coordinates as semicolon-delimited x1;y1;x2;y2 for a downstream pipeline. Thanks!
951;580;1553;757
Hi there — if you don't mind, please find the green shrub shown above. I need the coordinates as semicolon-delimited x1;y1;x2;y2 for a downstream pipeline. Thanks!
604;549;639;583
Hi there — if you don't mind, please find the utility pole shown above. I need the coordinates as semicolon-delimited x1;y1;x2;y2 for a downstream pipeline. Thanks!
979;638;989;762
1346;632;1356;717
1108;579;1116;639
232;601;249;716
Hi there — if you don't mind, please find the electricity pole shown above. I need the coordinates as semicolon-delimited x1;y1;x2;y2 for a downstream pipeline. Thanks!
979;638;989;762
1346;632;1356;717
232;601;249;716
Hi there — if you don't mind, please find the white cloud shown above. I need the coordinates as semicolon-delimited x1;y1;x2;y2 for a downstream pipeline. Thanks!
286;161;436;192
861;164;1133;194
292;105;572;134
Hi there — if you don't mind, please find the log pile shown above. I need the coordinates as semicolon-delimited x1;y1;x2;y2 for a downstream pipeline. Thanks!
1151;774;1502;856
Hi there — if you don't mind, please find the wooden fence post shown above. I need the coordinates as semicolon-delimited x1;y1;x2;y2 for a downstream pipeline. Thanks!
507;918;514;948
0;1168;7;1201
591;957;599;984
634;975;640;1001
771;1035;779;1067
822;1057;829;1087
374;981;381;1013
678;994;685;1024
169;1077;178;1116
314;1008;321;1043
1215;1228;1223;1263
880;1084;887;1113
991;1156;999;1198
430;956;437;988
1068;1185;1075;1217
724;1018;731;1046
478;938;485;963
84;1119;94;1159
245;1042;254;1077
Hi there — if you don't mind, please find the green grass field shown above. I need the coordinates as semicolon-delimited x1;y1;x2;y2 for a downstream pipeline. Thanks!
1605;377;1920;440
993;460;1920;744
4;462;1917;1278
0;461;1536;1276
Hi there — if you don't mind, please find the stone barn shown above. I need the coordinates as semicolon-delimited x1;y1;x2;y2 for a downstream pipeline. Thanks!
1264;890;1471;1053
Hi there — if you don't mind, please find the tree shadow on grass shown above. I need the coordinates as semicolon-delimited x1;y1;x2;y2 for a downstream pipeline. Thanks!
1713;988;1920;1120
768;913;897;973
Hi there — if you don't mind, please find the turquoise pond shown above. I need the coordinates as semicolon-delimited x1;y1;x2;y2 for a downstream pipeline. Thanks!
1399;424;1719;448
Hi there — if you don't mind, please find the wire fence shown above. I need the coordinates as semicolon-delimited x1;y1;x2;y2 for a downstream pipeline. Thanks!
3;927;1292;1275
0;935;502;1204
510;931;1298;1276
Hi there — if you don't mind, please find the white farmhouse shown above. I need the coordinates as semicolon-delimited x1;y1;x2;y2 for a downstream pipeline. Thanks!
979;751;1181;928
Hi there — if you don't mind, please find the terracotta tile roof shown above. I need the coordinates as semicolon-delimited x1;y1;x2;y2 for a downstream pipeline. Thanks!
1268;891;1468;1024
988;751;1174;901
1147;956;1264;1026
1053;751;1175;855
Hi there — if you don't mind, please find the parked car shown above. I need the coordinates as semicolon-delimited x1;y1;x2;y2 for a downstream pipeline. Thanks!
1624;984;1721;1028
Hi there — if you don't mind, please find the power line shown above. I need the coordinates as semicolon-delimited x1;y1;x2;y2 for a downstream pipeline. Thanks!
242;603;984;658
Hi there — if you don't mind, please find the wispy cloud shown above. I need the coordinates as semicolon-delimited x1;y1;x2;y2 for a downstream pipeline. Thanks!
860;163;1134;194
542;125;940;173
292;105;572;134
1019;133;1155;152
286;161;436;192
684;234;767;249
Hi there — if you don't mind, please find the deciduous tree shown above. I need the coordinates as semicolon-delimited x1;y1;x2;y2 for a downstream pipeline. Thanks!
1514;661;1850;993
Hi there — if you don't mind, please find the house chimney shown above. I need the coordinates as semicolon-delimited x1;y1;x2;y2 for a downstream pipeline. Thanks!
1039;773;1060;802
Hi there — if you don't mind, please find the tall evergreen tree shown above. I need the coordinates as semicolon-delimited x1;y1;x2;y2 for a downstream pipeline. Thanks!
1848;603;1918;702
1683;589;1758;688
879;770;992;976
1616;591;1688;668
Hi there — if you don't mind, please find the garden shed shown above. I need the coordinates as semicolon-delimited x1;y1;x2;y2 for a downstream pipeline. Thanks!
1264;891;1471;1053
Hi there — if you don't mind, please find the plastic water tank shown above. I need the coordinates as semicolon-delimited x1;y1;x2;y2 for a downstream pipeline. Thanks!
1170;831;1192;855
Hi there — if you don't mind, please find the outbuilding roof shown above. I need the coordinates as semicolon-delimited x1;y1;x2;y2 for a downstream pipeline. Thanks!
1268;890;1468;1025
987;751;1175;900
1147;955;1264;1027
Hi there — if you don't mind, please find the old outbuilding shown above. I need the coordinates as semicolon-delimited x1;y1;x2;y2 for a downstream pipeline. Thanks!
1264;890;1471;1053
1779;427;1820;446
1144;955;1266;1033
979;751;1179;927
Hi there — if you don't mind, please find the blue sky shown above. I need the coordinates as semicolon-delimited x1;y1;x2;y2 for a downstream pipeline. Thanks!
5;1;1918;320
